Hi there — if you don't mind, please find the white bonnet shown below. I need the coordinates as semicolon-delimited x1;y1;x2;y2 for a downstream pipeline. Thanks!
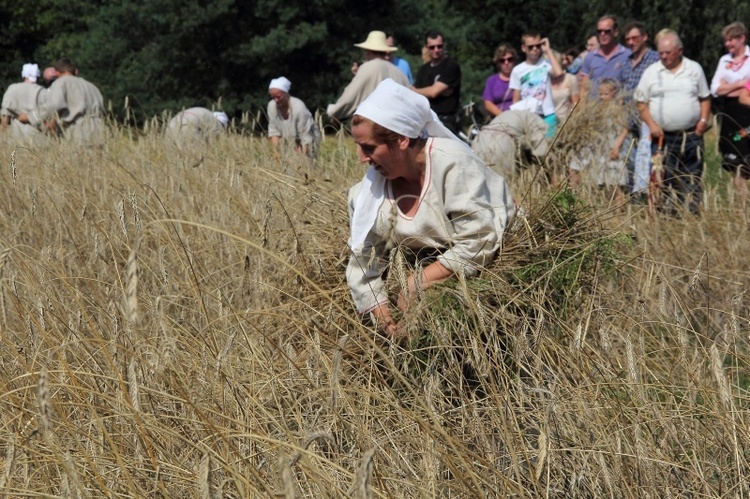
354;78;457;140
269;77;292;93
213;111;229;127
22;63;40;82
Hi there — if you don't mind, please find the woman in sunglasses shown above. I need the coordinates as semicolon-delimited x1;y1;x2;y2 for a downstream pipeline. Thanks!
483;43;518;117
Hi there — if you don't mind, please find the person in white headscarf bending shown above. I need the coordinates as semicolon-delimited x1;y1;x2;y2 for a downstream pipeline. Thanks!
267;77;321;158
347;78;516;338
1;63;48;145
166;107;228;148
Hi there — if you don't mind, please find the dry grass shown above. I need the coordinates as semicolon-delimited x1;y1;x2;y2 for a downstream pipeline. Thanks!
0;116;749;498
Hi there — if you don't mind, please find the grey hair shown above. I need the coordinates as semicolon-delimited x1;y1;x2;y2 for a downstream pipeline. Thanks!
656;30;682;49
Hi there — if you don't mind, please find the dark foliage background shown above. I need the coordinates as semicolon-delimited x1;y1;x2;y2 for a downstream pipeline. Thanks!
2;0;749;122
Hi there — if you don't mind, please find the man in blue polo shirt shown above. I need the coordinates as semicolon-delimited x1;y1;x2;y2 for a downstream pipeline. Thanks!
579;15;631;100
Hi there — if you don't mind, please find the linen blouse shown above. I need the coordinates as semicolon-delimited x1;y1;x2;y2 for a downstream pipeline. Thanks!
267;96;319;149
346;137;515;313
710;45;750;97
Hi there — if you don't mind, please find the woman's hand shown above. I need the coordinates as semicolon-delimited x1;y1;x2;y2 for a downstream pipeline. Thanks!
397;261;455;313
371;304;405;339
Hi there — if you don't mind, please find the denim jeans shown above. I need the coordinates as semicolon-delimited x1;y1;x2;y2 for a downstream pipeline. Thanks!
652;131;704;215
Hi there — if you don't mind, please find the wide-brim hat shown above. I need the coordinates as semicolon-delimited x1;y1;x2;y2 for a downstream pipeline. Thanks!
354;31;398;53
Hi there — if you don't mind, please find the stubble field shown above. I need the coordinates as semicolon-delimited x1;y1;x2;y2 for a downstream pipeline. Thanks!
0;119;748;498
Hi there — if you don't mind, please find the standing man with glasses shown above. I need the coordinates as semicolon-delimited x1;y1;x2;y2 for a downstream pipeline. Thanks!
621;21;660;199
508;32;564;137
413;30;462;133
579;15;631;100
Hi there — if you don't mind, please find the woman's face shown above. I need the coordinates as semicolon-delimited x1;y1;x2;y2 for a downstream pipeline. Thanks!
496;52;515;76
269;89;289;107
725;35;746;57
352;121;409;180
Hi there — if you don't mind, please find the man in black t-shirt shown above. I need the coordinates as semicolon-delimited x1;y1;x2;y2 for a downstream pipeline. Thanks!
413;30;462;133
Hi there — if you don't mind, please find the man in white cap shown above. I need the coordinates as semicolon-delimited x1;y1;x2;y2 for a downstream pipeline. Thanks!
267;77;320;158
19;57;105;146
1;63;48;144
327;30;409;121
166;107;229;149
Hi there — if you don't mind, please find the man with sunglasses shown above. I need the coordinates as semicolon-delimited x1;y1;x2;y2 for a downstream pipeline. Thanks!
413;30;462;133
579;15;631;100
621;21;660;199
508;32;564;136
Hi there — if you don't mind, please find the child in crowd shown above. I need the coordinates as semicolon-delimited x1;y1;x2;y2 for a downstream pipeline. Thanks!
568;79;631;207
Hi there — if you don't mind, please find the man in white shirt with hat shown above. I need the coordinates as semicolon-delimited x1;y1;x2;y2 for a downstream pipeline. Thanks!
326;30;410;121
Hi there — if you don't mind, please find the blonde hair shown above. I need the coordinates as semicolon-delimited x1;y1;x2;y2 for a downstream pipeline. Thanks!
598;78;620;95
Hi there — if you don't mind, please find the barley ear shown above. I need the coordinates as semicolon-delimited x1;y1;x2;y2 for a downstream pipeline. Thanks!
351;447;376;499
37;366;52;438
198;452;214;499
0;440;15;491
124;237;141;326
535;429;548;481
278;455;297;498
10;148;17;186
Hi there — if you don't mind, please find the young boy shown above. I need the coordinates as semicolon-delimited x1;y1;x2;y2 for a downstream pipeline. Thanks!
509;32;564;136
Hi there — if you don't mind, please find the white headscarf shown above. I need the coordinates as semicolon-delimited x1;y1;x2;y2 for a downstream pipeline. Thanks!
348;79;466;251
213;111;229;127
355;78;460;140
269;77;292;93
22;63;40;83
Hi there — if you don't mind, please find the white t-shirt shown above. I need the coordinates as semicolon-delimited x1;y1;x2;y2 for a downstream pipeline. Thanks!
509;59;556;117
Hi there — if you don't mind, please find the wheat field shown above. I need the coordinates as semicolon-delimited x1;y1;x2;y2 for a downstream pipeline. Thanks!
0;116;748;498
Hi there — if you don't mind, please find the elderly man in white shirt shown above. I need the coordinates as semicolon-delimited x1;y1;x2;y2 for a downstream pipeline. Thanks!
635;31;711;215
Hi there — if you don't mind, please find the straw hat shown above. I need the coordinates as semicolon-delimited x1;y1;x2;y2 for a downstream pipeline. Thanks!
354;31;398;53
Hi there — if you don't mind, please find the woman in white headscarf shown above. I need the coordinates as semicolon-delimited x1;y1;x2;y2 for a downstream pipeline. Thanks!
0;63;47;144
347;78;515;337
267;76;321;158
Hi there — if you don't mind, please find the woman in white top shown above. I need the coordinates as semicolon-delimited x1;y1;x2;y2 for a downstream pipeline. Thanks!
550;50;580;125
267;77;320;157
710;22;750;206
346;79;515;337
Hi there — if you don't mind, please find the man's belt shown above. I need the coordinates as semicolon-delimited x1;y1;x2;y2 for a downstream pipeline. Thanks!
662;128;693;136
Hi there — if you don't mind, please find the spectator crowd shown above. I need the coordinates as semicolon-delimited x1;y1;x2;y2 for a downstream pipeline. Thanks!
3;18;750;215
